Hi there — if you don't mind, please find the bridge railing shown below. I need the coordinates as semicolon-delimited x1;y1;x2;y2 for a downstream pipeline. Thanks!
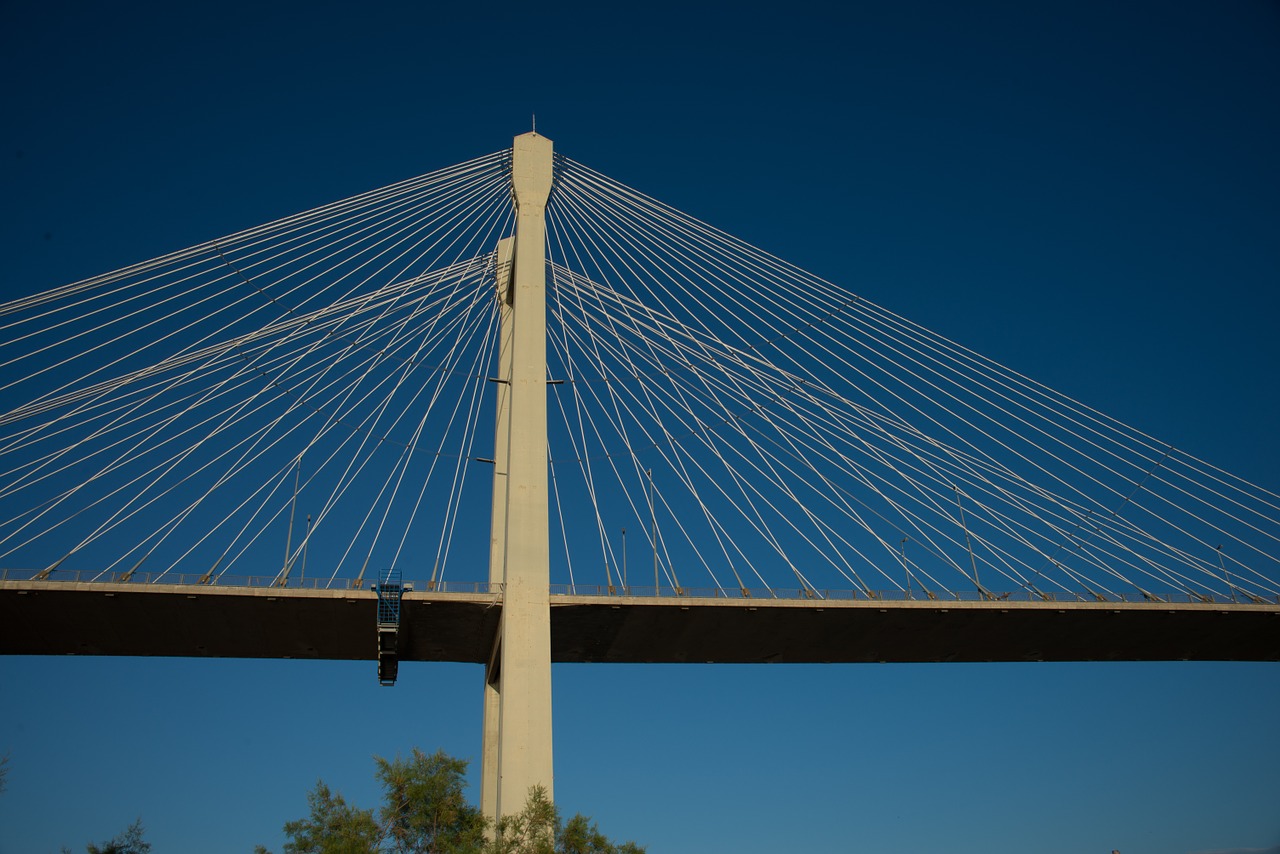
0;568;500;595
4;569;1274;605
548;583;1279;606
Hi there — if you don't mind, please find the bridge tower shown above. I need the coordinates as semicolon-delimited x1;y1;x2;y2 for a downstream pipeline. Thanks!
481;132;555;823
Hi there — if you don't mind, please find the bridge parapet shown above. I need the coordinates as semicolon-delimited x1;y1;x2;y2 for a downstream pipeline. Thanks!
0;568;500;595
5;569;1277;607
548;583;1280;607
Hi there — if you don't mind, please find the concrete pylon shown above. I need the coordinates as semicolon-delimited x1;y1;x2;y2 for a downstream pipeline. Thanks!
482;132;555;824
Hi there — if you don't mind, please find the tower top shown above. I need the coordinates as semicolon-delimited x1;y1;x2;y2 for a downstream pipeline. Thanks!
512;132;554;209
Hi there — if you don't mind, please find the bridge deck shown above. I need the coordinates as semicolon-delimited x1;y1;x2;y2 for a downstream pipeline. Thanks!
3;581;1278;663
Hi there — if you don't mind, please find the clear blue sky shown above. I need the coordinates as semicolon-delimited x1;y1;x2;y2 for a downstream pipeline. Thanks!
2;2;1278;853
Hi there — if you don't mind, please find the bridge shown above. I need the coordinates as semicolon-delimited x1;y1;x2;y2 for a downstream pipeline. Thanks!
2;132;1278;823
4;572;1277;664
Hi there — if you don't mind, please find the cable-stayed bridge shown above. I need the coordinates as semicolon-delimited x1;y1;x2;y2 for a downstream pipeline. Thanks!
3;133;1278;818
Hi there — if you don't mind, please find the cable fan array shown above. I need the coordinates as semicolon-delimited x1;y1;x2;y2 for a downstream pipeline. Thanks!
540;155;1280;602
0;151;512;588
1;146;1278;604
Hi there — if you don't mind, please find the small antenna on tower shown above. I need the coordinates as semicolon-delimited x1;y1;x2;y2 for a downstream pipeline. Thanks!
532;114;537;133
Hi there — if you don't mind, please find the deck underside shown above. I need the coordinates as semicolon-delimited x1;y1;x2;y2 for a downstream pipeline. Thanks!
3;582;1278;664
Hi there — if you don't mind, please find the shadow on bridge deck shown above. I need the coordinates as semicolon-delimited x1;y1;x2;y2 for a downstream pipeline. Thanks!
2;580;1278;664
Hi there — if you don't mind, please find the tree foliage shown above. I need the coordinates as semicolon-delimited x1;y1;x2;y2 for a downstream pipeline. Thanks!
263;749;643;854
559;812;645;854
84;818;152;854
281;781;380;854
490;786;642;854
489;786;557;854
375;749;486;854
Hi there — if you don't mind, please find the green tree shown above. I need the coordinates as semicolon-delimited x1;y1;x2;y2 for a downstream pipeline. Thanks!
375;749;486;854
85;818;151;854
489;786;557;854
559;813;644;854
265;750;643;854
490;787;643;854
281;781;381;854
